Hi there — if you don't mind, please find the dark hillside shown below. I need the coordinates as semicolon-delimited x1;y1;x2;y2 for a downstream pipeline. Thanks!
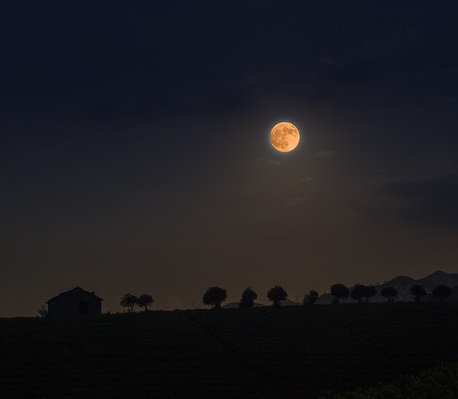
190;307;395;398
0;313;276;399
1;303;458;398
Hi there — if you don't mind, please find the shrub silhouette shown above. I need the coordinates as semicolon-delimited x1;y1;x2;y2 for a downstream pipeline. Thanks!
239;287;258;308
380;286;398;303
410;284;427;302
432;284;452;302
267;285;287;307
202;287;227;309
330;284;349;304
303;290;319;305
37;305;48;318
137;293;154;311
120;293;138;312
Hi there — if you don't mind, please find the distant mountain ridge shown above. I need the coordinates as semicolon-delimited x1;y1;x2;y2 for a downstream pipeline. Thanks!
317;270;458;304
416;270;458;287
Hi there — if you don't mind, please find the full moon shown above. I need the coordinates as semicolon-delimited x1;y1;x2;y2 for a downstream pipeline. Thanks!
270;122;300;152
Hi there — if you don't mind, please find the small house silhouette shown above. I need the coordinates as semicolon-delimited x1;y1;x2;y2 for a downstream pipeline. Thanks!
46;287;103;317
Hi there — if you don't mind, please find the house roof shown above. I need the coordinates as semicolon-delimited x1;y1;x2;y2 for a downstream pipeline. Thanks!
46;287;103;303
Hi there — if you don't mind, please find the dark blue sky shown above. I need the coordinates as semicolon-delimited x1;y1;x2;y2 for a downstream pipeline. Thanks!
1;1;458;316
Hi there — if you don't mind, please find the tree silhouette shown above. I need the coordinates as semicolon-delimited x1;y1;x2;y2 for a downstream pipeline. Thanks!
330;284;349;304
137;293;154;311
432;284;452;302
120;293;138;312
365;285;377;303
202;286;227;309
303;290;319;305
350;284;366;303
239;287;258;308
267;285;287;307
380;287;398;303
410;284;427;302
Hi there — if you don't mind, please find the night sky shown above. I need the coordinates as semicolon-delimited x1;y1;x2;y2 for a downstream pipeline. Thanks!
2;1;458;316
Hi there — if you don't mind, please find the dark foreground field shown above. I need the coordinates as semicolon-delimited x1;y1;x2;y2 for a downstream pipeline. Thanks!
1;302;458;399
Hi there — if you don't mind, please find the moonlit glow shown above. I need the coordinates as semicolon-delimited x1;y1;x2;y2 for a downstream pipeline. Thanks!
270;122;300;152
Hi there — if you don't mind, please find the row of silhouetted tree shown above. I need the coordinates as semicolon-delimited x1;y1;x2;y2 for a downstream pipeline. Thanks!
117;283;453;312
200;283;454;309
120;293;154;312
202;285;288;309
329;283;452;304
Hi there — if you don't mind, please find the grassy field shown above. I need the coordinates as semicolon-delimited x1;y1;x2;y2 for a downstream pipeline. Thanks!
1;302;458;398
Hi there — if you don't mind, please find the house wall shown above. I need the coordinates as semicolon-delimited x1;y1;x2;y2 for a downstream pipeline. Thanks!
48;289;102;317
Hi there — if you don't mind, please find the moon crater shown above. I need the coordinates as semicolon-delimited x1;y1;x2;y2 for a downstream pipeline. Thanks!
270;122;300;152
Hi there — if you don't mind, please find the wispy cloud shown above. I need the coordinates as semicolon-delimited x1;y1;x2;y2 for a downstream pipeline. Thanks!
257;157;282;165
285;195;307;206
299;176;316;183
358;173;458;230
315;150;335;159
